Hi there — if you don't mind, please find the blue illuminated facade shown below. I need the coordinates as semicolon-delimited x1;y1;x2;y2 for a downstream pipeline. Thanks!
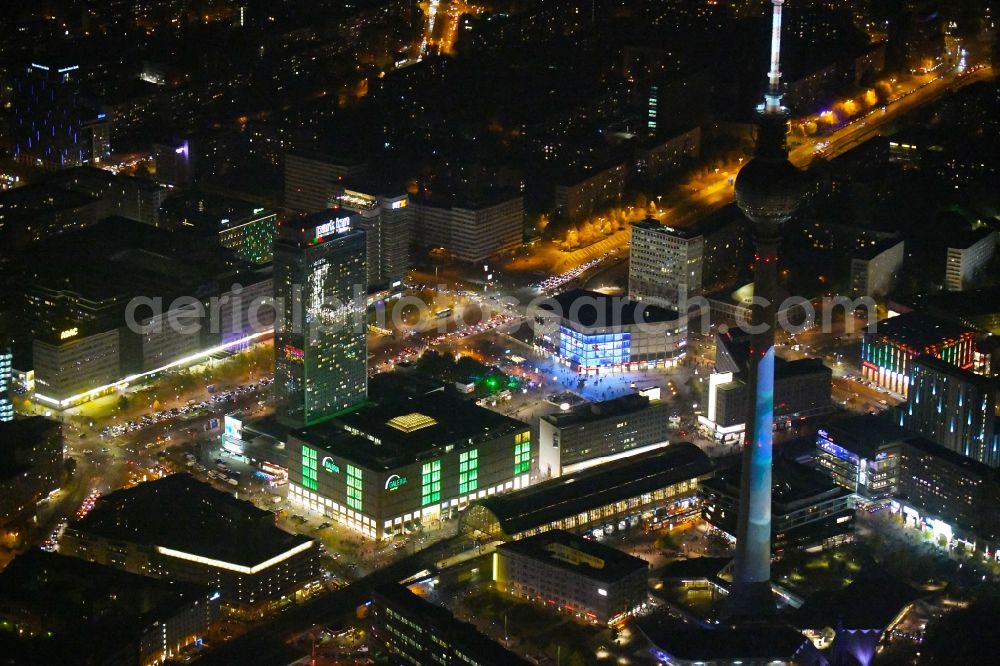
558;327;630;368
12;63;110;169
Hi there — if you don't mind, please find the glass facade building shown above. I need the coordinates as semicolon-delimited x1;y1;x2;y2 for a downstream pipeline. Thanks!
559;327;630;368
273;212;367;427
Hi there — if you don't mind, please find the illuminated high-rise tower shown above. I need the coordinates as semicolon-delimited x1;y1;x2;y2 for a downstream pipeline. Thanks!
273;211;368;428
726;0;803;619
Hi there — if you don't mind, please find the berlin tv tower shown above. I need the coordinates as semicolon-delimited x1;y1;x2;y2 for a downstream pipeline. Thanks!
726;0;803;620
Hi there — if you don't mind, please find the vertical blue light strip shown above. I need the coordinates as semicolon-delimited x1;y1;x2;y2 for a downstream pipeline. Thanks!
747;345;774;583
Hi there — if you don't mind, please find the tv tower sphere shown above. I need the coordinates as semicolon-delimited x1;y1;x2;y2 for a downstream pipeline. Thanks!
734;138;802;226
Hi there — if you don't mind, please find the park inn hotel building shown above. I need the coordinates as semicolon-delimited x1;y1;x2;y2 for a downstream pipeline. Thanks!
286;382;532;540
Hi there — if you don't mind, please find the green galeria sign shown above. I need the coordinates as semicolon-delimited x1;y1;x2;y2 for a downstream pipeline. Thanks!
385;474;408;491
322;457;341;474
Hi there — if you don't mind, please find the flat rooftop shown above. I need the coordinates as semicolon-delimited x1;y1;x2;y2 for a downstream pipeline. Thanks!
853;235;903;260
638;621;815;663
704;460;849;510
69;474;313;568
543;288;680;327
907;285;1000;320
793;576;921;631
902;436;998;481
497;529;648;583
0;549;209;664
822;413;916;458
632;218;701;240
541;393;660;428
371;583;532;665
912;354;1000;388
868;311;973;349
293;388;525;470
472;443;712;536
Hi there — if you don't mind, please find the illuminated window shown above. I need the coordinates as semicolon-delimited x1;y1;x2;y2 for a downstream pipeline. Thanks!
422;460;441;505
302;446;318;491
346;465;363;510
514;432;531;475
459;449;478;495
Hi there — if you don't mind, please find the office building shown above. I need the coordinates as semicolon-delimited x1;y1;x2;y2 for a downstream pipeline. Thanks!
535;288;687;371
0;340;12;422
370;583;532;666
861;312;975;396
945;229;996;291
896;286;1000;336
814;415;907;500
336;186;412;287
899;355;1000;468
159;190;277;263
32;328;121;406
705;280;806;329
895;437;1000;544
286;382;530;540
554;163;628;222
58;475;319;615
0;182;101;250
11;62;110;169
701;461;856;555
634;127;701;181
0;550;216;666
629;210;746;308
538;393;672;478
0;417;63;526
629;220;704;307
273;211;367;427
462;443;712;541
494;529;649;625
42;166;169;228
850;237;904;299
699;354;832;443
152;140;193;187
283;151;367;213
15;218;275;408
411;192;523;263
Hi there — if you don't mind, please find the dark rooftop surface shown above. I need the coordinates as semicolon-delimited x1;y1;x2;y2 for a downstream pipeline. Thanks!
542;288;680;327
632;217;702;239
69;474;313;567
371;583;533;665
704;460;848;509
657;556;731;581
497;529;648;583
906;286;1000;319
293;386;525;470
948;226;996;250
472;443;712;536
541;393;660;427
853;235;903;260
638;620;815;662
822;413;916;458
793;576;922;631
868;312;973;349
0;549;209;665
912;354;1000;388
18;216;256;302
902;436;998;481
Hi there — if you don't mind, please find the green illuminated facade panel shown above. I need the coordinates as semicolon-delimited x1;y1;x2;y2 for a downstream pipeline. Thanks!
346;464;363;510
459;449;478;494
514;431;531;475
302;446;318;491
422;459;441;506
